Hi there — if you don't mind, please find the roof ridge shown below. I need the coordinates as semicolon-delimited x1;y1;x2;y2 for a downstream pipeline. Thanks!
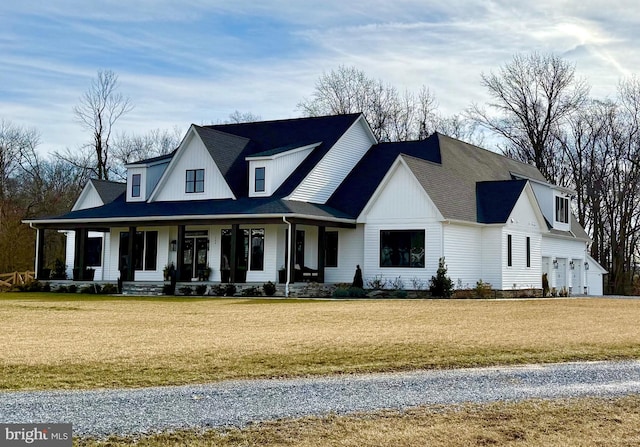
206;113;362;129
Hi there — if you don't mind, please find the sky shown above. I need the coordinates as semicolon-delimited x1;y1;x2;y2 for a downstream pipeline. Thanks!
1;1;639;155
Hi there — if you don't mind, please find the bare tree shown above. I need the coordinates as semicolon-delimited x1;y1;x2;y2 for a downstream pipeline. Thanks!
73;70;133;180
468;52;589;183
224;110;262;124
298;66;439;142
111;127;182;179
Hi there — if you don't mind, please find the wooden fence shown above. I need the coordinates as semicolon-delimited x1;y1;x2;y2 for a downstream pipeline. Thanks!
0;271;35;289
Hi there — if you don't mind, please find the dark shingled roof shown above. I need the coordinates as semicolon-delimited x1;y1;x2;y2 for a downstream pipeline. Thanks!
90;179;126;204
476;180;527;224
128;151;176;166
246;142;322;158
44;194;352;224
206;113;362;197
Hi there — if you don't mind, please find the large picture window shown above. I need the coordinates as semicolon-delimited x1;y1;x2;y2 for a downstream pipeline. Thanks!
186;169;205;193
325;231;338;268
119;231;158;271
555;196;569;223
380;230;425;268
250;229;264;271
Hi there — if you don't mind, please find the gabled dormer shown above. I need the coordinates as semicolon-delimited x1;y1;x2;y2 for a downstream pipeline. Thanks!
72;179;125;210
125;153;173;202
517;175;573;232
246;142;321;197
148;126;237;202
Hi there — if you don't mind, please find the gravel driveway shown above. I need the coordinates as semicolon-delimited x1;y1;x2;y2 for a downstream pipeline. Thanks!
2;360;640;438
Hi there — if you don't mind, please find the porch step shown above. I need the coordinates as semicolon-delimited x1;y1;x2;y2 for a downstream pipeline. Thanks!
122;282;165;296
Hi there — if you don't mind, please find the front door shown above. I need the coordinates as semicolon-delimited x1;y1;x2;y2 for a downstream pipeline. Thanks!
181;233;208;280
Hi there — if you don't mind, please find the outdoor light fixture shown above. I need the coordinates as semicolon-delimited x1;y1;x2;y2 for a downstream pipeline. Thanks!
553;259;558;269
584;261;590;271
569;260;575;270
170;240;177;251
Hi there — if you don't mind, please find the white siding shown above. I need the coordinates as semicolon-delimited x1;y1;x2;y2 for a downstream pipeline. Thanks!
500;191;544;290
126;167;146;202
360;159;443;288
107;227;170;281
481;226;503;287
72;184;103;211
289;118;374;203
325;225;364;284
248;146;314;197
152;131;234;202
542;235;588;293
443;224;482;289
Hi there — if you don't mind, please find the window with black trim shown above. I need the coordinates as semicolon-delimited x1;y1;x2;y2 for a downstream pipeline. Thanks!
255;167;265;192
186;169;205;193
380;230;425;268
325;231;338;268
250;229;264;271
118;231;158;271
507;234;513;267
86;237;102;267
526;236;531;268
131;174;141;198
555;196;569;223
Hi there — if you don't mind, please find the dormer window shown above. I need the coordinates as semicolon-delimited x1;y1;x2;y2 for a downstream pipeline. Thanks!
131;174;141;198
255;167;265;192
186;169;204;193
555;196;569;223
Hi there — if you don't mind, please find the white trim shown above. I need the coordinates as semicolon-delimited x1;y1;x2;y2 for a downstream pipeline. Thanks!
245;142;322;161
124;157;172;169
512;172;575;195
357;155;445;223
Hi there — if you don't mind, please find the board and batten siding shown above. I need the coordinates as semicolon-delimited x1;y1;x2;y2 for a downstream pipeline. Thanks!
289;118;375;204
71;184;103;211
324;225;364;284
152;131;234;202
443;224;482;289
481;226;503;288
360;159;443;287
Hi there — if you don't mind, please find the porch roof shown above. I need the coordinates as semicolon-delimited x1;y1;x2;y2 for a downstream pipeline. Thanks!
25;194;356;229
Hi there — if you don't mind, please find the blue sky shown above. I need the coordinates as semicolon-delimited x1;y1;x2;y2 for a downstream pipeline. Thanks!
1;1;638;154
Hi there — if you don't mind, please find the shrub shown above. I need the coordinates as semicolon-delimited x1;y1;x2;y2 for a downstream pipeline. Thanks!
223;284;237;297
162;284;176;295
210;284;225;296
55;285;68;293
475;280;492;299
390;276;405;290
348;287;367;297
241;286;262;297
391;289;408;298
332;287;350;298
366;275;388;290
429;257;453;298
51;259;67;280
263;281;277;296
41;282;51;292
101;284;118;294
411;277;426;291
67;285;77;294
195;285;208;296
179;286;193;296
80;285;96;294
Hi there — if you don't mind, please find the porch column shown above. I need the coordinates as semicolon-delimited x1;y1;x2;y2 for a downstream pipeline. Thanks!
74;228;87;281
288;222;297;284
126;226;136;281
317;226;326;283
176;225;185;282
35;228;46;280
230;224;238;283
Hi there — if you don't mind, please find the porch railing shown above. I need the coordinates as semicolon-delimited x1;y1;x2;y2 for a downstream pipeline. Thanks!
0;271;35;289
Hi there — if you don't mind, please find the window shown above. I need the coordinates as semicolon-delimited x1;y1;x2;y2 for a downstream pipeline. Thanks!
555;196;569;223
380;230;425;268
250;229;264;271
526;237;531;268
186;169;205;193
325;231;338;268
86;237;102;267
118;231;158;271
507;234;513;267
255;167;265;192
131;174;141;198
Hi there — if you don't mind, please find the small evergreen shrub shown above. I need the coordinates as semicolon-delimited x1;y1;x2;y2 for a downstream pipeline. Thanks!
429;257;453;298
55;285;68;293
195;285;208;296
100;284;118;294
179;286;193;296
241;286;262;297
162;284;176;295
67;284;77;294
391;289;408;298
42;282;51;292
210;284;225;296
332;287;350;298
263;281;277;296
475;280;492;298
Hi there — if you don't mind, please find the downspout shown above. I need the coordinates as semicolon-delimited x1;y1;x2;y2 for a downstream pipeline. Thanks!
282;216;292;298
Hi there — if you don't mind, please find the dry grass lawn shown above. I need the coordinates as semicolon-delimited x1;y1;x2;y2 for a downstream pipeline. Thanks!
77;396;640;446
2;294;640;390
